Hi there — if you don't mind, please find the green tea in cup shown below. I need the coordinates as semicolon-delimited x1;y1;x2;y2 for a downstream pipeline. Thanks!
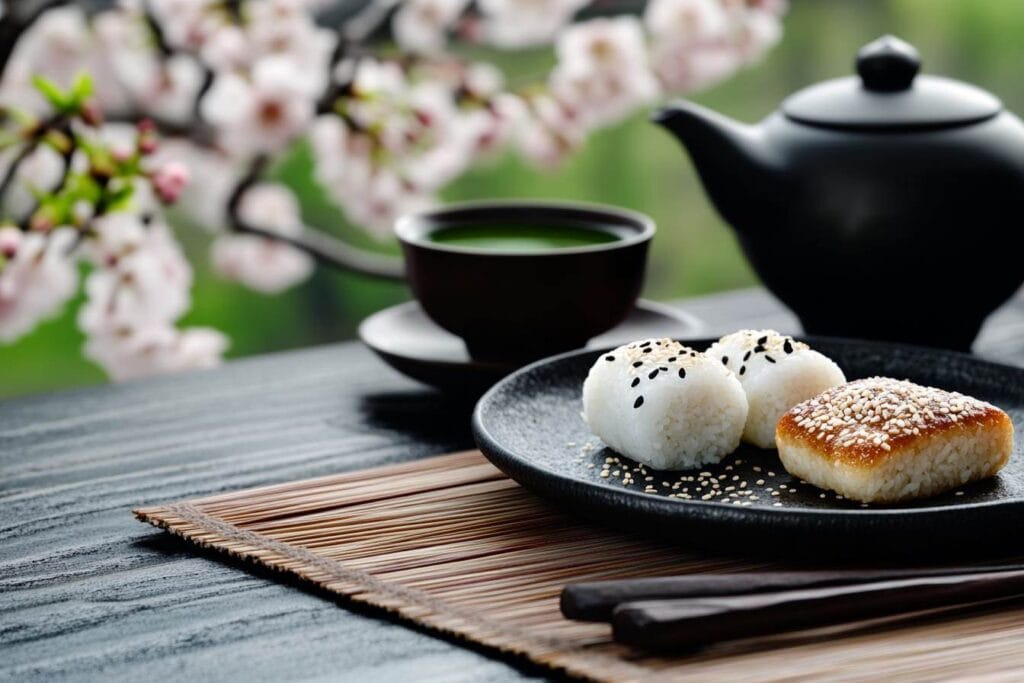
427;223;621;251
396;201;654;361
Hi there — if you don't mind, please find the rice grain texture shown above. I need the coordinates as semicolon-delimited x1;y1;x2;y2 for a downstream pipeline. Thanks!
583;339;748;470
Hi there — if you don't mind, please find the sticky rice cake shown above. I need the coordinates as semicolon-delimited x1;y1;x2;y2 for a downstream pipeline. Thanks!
776;377;1013;503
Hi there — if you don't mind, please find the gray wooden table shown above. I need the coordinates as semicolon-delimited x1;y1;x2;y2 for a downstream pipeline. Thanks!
3;287;1023;682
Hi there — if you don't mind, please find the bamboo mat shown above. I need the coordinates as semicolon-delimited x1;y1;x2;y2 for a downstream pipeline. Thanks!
135;451;1024;682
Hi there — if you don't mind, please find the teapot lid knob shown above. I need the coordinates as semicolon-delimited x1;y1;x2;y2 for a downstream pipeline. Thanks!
856;35;920;92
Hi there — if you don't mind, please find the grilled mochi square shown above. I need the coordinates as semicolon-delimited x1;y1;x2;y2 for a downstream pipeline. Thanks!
776;377;1013;504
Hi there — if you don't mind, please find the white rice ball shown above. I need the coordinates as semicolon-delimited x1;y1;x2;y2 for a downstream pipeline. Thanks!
705;330;846;449
582;338;748;470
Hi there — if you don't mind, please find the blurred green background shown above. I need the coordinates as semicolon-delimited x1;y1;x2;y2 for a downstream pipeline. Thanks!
4;0;1024;398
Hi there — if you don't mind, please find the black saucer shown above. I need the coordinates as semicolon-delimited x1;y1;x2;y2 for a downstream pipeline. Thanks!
359;300;703;394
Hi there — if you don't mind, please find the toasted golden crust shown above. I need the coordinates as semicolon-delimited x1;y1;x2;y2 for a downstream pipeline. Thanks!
776;377;1014;469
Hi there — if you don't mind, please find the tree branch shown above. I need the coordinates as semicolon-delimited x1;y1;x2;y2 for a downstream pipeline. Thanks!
0;113;65;212
225;155;404;280
0;0;406;278
317;0;400;114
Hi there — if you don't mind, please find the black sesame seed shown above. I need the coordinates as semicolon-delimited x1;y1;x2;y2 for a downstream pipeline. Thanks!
757;335;768;345
640;341;651;348
648;369;659;379
605;355;615;362
754;345;765;353
743;350;751;361
632;361;643;368
660;366;668;372
721;356;729;365
667;356;677;362
642;348;652;353
784;340;794;354
740;365;746;375
634;396;644;409
766;355;776;363
678;368;686;379
631;377;640;388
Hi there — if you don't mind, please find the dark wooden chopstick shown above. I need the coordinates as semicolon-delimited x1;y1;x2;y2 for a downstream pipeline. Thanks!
561;564;1024;621
611;569;1024;651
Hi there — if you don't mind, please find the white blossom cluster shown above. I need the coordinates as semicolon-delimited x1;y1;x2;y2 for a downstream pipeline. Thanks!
0;0;784;381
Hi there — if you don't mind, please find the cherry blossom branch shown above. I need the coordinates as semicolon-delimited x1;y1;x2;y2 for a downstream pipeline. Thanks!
212;0;406;279
0;113;65;210
104;110;215;147
317;0;398;113
226;155;405;279
141;0;174;58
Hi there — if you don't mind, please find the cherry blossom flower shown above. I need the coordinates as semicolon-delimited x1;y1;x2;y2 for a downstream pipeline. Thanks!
650;40;741;92
211;183;313;293
246;0;336;89
3;6;92;109
0;229;78;342
478;0;589;48
201;56;318;156
0;0;787;383
308;115;350;192
76;214;226;380
79;216;192;335
83;324;227;381
392;0;469;54
200;25;252;73
110;52;206;125
463;62;505;99
146;0;222;52
514;93;584;167
344;172;436;240
644;0;783;90
643;0;730;47
735;6;784;60
549;17;660;128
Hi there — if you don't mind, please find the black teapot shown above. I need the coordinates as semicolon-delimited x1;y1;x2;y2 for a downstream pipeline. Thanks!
654;35;1024;351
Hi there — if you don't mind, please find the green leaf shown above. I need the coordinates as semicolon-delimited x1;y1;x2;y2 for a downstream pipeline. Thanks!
31;75;69;112
104;182;135;212
70;73;93;105
65;172;102;205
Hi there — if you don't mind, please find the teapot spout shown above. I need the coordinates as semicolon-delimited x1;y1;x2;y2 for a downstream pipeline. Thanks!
652;100;781;232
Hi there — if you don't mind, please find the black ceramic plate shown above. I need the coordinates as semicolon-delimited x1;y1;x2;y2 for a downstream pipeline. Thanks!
473;337;1024;558
359;300;702;394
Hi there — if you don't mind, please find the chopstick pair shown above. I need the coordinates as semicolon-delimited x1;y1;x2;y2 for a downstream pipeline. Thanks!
561;564;1024;651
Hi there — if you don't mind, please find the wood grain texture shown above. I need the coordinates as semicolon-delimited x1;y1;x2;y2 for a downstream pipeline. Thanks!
2;288;1023;682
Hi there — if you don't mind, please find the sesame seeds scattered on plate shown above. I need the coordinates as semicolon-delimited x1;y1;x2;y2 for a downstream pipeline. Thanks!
578;448;875;508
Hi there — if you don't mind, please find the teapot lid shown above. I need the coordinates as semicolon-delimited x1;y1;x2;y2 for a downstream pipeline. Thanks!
782;35;1002;131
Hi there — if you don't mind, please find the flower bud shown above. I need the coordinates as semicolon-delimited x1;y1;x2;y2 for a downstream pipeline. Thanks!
30;213;54;233
138;136;159;155
151;161;190;204
0;226;22;258
79;102;103;127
